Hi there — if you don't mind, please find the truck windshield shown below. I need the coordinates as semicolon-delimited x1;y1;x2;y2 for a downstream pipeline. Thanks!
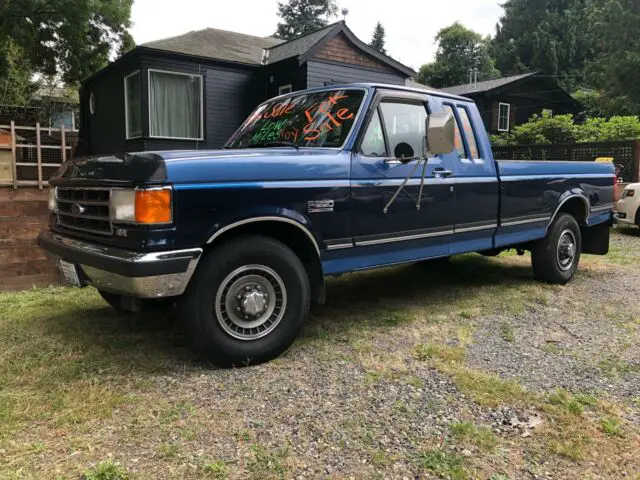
225;89;365;149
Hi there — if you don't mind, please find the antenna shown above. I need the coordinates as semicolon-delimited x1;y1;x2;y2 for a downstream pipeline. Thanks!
341;8;349;21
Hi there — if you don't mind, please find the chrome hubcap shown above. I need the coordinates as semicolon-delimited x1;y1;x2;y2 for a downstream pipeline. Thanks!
557;229;577;271
215;265;287;341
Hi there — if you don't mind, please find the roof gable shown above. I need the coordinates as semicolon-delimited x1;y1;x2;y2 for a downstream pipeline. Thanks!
266;23;337;64
311;32;397;73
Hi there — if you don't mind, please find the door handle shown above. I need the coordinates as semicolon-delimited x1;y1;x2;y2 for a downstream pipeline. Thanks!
433;168;453;178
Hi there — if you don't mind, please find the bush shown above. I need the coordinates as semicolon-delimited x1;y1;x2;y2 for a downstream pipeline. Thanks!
492;113;640;146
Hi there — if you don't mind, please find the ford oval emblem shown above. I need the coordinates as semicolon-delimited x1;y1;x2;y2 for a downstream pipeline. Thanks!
71;203;86;215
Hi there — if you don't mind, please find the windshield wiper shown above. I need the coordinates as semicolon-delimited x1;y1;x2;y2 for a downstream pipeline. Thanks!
250;141;300;150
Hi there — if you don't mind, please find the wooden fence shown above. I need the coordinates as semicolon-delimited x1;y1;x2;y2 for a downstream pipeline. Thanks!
0;122;78;189
493;140;640;183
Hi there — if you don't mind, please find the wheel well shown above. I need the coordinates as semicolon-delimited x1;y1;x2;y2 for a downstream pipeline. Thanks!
206;220;325;304
556;197;588;225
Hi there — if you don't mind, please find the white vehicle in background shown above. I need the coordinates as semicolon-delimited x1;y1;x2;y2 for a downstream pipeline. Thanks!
615;183;640;227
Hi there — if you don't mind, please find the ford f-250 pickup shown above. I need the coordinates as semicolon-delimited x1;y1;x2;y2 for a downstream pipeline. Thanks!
38;83;615;367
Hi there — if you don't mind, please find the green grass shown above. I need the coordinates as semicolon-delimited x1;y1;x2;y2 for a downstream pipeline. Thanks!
202;459;229;479
600;417;624;437
246;444;290;480
450;421;499;452
82;460;130;480
414;343;466;363
548;389;586;415
419;448;469;480
499;323;515;343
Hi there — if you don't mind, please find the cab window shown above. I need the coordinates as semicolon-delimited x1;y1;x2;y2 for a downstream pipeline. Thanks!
360;109;387;157
379;101;427;157
443;104;465;158
457;107;480;159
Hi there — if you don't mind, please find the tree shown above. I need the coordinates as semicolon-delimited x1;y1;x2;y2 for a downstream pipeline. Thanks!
0;0;134;86
369;22;387;54
417;22;499;88
274;0;338;40
491;0;595;90
586;0;640;115
0;39;37;106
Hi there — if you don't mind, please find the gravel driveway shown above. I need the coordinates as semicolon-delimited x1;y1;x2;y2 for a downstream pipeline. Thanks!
1;229;639;480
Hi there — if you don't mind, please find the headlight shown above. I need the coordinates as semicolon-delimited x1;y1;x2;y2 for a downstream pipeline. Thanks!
48;187;57;212
624;189;635;198
110;187;172;224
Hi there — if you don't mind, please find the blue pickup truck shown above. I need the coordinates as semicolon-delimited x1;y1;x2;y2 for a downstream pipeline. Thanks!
38;83;615;366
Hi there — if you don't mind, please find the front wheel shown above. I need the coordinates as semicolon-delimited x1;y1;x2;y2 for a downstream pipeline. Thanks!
180;235;310;367
531;213;581;284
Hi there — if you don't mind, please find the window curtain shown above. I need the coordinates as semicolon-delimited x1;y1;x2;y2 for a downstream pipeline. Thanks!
149;72;201;138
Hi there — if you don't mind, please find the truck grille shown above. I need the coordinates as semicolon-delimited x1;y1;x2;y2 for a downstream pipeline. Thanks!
56;188;113;236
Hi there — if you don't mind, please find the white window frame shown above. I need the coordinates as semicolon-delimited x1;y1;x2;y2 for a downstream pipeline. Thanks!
124;70;142;139
498;102;511;132
278;84;293;95
148;69;204;141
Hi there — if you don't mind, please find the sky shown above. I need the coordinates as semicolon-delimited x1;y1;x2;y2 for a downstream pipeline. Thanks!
130;0;504;70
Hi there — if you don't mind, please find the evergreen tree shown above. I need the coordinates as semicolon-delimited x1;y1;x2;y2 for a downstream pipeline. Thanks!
369;22;387;54
491;0;595;90
274;0;338;40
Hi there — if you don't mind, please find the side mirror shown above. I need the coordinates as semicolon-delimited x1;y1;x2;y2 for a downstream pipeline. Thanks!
393;142;415;163
425;111;455;156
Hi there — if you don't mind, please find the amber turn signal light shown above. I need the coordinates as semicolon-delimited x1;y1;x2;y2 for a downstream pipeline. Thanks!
135;188;172;224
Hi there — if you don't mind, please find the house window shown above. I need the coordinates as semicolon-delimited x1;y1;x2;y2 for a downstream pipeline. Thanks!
149;70;203;140
278;84;293;95
50;109;77;130
542;108;553;117
124;71;142;139
498;103;511;132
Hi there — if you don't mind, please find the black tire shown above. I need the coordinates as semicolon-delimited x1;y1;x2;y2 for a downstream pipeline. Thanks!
531;213;581;284
180;235;310;367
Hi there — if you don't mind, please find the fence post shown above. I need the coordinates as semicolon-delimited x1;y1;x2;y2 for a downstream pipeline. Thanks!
10;121;17;189
61;124;66;164
633;140;640;183
36;122;42;189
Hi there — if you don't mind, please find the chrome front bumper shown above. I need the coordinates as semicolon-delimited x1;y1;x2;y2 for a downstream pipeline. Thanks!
37;231;202;298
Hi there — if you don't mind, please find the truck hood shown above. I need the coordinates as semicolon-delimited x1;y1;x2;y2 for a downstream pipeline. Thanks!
51;148;350;186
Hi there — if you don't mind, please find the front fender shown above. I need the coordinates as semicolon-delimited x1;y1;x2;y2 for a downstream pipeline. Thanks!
205;206;320;255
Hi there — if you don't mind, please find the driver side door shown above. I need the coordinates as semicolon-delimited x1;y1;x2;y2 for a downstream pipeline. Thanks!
350;92;454;265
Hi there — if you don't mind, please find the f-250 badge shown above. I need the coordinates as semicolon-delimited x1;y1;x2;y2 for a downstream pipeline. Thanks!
307;200;334;213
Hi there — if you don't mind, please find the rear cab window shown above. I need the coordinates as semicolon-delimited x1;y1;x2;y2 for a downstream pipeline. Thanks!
443;103;482;161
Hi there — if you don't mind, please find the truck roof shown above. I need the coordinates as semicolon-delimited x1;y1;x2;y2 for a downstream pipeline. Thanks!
274;83;473;103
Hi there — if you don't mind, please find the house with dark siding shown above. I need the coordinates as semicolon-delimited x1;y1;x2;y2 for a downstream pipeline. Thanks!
441;72;583;134
77;21;416;156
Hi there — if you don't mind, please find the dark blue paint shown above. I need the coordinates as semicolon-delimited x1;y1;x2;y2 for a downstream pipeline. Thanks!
49;83;615;273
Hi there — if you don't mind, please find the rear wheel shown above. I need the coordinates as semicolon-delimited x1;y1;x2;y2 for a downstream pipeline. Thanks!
180;235;310;367
531;213;581;284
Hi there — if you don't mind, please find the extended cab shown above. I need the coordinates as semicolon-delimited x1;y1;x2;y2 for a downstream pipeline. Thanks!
38;84;615;366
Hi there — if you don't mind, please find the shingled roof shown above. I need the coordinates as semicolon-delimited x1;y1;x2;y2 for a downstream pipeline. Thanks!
440;72;537;96
140;21;415;76
142;28;284;64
